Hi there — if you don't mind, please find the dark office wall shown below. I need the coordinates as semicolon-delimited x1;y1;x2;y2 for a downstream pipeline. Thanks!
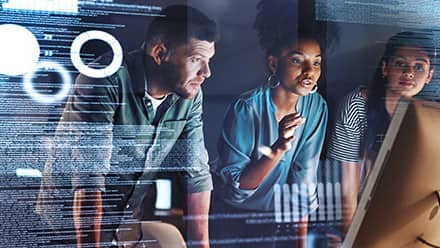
188;0;266;158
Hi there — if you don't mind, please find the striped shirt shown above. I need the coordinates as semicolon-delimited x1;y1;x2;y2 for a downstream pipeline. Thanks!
328;87;368;163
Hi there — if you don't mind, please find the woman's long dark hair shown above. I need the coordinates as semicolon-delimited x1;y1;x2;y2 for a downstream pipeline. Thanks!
364;31;436;160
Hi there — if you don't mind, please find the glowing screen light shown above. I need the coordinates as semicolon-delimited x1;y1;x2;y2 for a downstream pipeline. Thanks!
70;30;123;78
23;61;72;104
16;168;42;178
155;179;172;210
0;24;40;76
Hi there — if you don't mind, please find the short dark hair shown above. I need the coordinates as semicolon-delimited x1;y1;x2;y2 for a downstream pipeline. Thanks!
254;0;332;56
144;5;219;51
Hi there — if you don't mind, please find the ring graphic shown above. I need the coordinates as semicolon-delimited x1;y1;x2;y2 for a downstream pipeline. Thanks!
70;30;123;78
23;61;72;104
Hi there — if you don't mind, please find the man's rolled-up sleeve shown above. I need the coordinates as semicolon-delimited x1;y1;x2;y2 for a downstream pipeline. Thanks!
175;90;213;193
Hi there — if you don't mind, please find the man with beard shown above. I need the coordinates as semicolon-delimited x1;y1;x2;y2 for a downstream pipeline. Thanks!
37;5;218;248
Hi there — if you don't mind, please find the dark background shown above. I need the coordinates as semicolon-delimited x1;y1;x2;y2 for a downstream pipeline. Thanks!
98;1;425;159
187;0;399;158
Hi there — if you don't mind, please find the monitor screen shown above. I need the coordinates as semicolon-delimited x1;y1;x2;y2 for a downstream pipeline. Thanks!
344;99;440;247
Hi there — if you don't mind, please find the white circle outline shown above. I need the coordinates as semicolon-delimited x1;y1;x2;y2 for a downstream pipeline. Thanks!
70;30;123;78
23;61;72;104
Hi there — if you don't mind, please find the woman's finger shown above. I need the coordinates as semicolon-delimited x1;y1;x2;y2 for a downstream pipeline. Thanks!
280;112;301;123
281;116;305;130
282;125;297;139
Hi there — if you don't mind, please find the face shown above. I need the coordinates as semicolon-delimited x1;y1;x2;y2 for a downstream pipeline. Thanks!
382;45;434;98
269;38;322;96
161;38;215;99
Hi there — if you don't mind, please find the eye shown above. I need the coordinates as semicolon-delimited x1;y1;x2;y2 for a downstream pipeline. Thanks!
290;57;302;64
414;63;425;72
190;56;201;63
313;61;321;67
394;61;407;68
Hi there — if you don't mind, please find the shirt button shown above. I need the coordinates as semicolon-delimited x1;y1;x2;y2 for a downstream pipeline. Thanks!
147;102;152;106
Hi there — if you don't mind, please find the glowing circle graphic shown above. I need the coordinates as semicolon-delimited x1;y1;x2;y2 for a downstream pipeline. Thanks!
0;24;40;76
23;61;72;104
70;30;123;78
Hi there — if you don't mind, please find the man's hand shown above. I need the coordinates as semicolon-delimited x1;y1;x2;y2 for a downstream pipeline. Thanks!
73;189;103;248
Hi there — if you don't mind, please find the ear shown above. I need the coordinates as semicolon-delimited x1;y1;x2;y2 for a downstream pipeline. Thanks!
426;68;435;84
381;60;388;78
149;43;169;65
267;55;278;74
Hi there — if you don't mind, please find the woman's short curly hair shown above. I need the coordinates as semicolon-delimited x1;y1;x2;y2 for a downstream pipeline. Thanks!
254;0;328;56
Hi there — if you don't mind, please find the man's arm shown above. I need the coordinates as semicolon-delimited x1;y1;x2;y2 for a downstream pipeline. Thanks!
172;90;211;247
73;189;103;248
186;191;211;248
65;70;118;247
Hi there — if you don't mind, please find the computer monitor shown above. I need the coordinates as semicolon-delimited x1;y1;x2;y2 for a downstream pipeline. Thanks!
343;99;440;248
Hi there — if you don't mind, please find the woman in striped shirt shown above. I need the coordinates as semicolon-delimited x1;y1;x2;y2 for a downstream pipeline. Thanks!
327;31;436;233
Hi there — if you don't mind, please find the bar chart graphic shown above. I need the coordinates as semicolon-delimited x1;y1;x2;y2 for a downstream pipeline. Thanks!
274;182;343;223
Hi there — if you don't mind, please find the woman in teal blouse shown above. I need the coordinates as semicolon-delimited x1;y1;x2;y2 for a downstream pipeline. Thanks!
211;0;329;247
